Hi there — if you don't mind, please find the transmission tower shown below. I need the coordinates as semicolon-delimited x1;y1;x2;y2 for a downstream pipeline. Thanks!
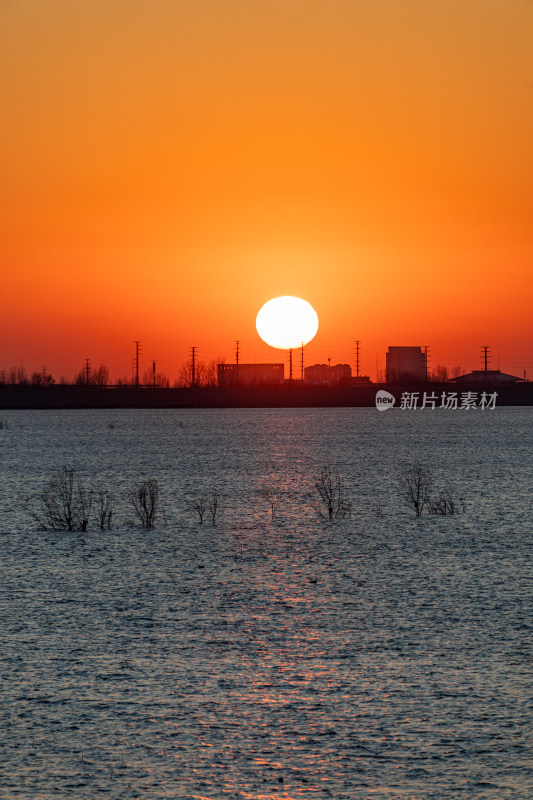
190;346;197;388
354;340;361;377
152;360;156;388
134;341;142;387
300;342;305;381
84;358;91;385
423;346;431;381
289;349;293;381
481;345;491;374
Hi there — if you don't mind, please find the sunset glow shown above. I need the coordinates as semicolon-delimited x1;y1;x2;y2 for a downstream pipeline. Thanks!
0;1;532;380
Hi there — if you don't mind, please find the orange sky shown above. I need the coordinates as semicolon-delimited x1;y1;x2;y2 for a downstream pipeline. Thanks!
1;0;532;381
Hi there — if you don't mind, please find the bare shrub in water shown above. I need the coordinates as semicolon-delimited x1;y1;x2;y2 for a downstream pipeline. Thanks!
186;493;220;525
400;462;433;517
429;491;467;515
207;494;220;525
186;496;207;524
129;478;159;529
312;463;351;519
94;490;115;530
25;467;93;532
259;485;279;522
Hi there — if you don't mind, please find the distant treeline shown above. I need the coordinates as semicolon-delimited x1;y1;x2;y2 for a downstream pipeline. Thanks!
0;362;483;389
0;360;221;389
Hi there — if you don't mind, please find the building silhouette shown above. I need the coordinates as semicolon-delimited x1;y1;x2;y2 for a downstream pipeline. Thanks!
386;346;426;383
217;363;284;386
305;363;352;384
451;369;524;385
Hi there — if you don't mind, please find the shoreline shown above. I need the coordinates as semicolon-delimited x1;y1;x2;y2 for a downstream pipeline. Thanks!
0;383;531;409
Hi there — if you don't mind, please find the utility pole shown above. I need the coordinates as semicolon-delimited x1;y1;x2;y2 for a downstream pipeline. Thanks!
134;341;142;387
84;358;91;385
190;346;197;388
152;360;156;388
423;346;430;381
481;345;491;375
354;340;361;378
300;342;304;381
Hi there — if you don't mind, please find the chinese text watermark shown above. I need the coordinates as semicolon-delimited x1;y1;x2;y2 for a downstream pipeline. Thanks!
375;390;498;411
399;391;497;410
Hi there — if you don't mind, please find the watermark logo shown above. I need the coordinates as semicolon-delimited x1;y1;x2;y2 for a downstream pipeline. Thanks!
399;390;498;410
375;390;498;411
375;390;396;411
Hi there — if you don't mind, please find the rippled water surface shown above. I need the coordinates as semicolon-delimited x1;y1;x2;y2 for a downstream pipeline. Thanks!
0;408;531;799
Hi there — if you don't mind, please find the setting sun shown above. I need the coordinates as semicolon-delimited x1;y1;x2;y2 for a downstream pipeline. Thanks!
256;296;319;350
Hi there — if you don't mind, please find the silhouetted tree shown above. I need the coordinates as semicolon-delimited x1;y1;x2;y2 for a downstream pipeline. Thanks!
141;367;170;387
260;485;279;522
186;495;207;523
7;366;28;385
129;478;159;528
93;364;110;386
178;359;219;388
94;490;115;529
429;491;467;515
400;462;433;517
74;363;109;386
432;365;449;382
186;492;220;524
312;464;351;519
31;371;55;387
25;467;93;532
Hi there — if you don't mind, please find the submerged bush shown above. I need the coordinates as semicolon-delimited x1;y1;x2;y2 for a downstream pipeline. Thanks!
186;492;220;525
400;462;433;517
400;462;467;516
259;484;279;522
129;478;159;529
312;463;351;519
25;467;93;532
94;489;115;530
429;491;467;515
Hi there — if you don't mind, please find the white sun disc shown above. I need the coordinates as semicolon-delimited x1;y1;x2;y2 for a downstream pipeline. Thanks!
256;296;319;349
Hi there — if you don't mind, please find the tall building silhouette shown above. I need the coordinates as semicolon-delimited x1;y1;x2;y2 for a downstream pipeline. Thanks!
386;347;426;383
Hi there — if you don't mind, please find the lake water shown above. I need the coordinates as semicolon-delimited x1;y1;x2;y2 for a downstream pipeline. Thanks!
0;407;531;799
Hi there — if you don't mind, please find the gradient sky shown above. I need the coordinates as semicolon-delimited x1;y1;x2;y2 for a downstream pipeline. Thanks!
1;0;532;381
